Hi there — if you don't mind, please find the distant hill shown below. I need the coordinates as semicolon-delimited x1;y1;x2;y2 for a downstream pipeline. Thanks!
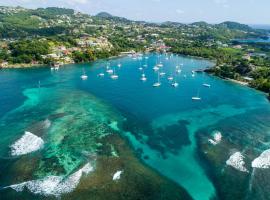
161;21;185;27
95;12;130;23
218;21;252;32
95;12;113;18
191;21;210;27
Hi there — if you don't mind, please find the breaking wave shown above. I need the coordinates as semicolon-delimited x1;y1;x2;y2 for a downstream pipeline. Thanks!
226;152;248;172
5;162;93;197
252;149;270;169
10;131;44;156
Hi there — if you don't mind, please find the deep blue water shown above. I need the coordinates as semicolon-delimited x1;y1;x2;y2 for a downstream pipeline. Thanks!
0;53;270;200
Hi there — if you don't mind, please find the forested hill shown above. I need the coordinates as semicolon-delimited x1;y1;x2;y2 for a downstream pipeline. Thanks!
0;6;267;39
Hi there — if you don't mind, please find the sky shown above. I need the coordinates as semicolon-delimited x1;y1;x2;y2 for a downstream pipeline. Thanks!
0;0;270;24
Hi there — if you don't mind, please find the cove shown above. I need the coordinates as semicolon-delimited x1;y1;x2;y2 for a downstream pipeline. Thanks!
0;53;270;200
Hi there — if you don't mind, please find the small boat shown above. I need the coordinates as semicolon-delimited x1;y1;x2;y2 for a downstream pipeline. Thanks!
157;63;163;67
153;73;161;87
192;97;201;100
143;64;148;67
110;68;118;79
117;63;122;68
203;83;211;88
168;76;173;81
145;56;149;59
81;69;88;80
192;90;201;101
98;73;105;77
176;69;182;74
172;82;179;87
153;66;159;71
183;75;187;78
106;69;113;74
111;74;118;79
192;73;195;77
141;74;147;81
139;67;143;71
160;72;166;76
153;82;161;87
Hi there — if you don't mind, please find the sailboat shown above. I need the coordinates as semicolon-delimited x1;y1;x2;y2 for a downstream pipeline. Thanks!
153;72;161;87
81;69;88;80
153;65;159;71
160;71;166;76
176;69;182;74
157;62;163;67
192;90;201;100
140;71;147;81
98;72;105;77
167;76;173;81
172;81;179;87
203;83;211;88
171;73;179;87
106;65;113;74
191;70;195;77
110;68;118;79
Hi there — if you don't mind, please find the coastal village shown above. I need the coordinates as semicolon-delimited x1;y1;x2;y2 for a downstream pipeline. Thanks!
1;3;270;200
0;6;269;94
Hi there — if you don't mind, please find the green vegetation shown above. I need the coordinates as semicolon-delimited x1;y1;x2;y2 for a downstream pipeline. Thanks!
0;6;269;96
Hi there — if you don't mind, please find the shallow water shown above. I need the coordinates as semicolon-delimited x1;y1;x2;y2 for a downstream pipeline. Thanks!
0;53;270;200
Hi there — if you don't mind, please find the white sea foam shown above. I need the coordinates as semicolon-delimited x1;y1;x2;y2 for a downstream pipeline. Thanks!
208;131;222;145
5;162;94;197
43;119;51;129
10;131;44;156
226;152;248;172
113;170;123;181
252;149;270;169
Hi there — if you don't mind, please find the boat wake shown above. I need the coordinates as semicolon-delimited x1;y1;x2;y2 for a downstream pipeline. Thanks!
4;162;94;197
10;131;44;156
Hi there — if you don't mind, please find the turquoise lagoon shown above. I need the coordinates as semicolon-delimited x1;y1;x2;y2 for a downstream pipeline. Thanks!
0;53;270;200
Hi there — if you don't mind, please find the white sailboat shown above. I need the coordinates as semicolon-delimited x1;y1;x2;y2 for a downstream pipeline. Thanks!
172;81;179;87
153;66;159;71
160;71;166;76
168;76;173;81
98;72;105;77
140;72;147;81
110;68;118;79
81;69;88;80
192;90;201;100
153;72;161;87
157;62;163;67
106;63;113;74
203;83;211;88
176;69;182;74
